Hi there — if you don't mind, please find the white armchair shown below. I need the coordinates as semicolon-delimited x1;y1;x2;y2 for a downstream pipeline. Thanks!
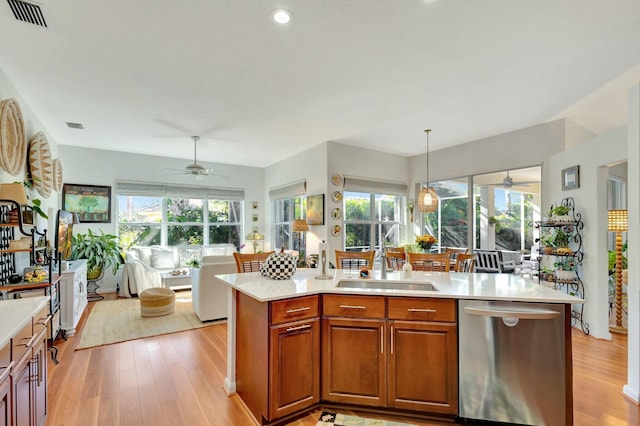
191;255;237;322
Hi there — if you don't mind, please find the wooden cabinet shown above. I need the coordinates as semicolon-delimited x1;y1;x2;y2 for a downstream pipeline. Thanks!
3;302;50;426
322;295;458;415
236;293;320;423
322;295;386;407
0;361;12;426
387;298;457;414
59;260;88;337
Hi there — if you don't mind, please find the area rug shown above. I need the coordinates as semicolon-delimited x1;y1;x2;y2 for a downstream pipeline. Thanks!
317;411;414;426
76;291;224;349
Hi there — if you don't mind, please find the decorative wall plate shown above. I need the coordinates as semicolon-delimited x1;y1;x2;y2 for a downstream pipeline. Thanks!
331;191;343;203
332;207;342;220
332;224;342;236
53;158;63;192
28;132;54;198
331;174;342;186
0;98;27;176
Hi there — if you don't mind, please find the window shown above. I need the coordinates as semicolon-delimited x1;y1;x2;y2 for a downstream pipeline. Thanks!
472;166;541;252
116;181;244;250
419;178;469;251
273;196;306;251
270;180;307;252
343;191;403;254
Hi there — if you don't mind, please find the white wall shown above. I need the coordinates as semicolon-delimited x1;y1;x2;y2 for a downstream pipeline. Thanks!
264;142;328;254
326;142;410;264
406;119;581;242
0;68;60;272
544;126;627;340
59;145;264;292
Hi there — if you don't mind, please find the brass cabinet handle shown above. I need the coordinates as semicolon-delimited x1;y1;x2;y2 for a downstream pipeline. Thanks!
339;304;366;310
285;306;311;314
380;326;384;354
0;361;14;383
407;308;436;313
285;324;311;332
391;326;394;354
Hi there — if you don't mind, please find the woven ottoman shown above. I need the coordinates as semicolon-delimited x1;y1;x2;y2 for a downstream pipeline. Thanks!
139;287;176;317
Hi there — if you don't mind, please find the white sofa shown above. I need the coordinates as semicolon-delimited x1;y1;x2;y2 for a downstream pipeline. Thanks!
119;244;236;297
191;255;237;321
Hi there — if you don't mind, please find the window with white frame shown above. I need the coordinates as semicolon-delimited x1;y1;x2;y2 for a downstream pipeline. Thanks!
342;177;407;257
270;180;307;252
116;181;244;250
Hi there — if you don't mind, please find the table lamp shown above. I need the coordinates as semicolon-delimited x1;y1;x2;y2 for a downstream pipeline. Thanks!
0;183;28;204
608;209;627;334
246;230;265;253
291;218;309;266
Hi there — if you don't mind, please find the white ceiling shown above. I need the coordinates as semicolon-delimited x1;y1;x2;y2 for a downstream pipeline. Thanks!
1;0;639;168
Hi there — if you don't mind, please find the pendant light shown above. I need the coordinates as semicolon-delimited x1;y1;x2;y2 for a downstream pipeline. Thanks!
418;129;438;212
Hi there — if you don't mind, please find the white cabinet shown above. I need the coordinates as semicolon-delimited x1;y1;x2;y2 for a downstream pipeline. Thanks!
59;260;88;337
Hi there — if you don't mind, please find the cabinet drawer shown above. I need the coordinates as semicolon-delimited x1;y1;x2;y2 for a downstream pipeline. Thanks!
323;294;385;318
0;344;9;367
271;295;319;325
33;305;50;335
388;297;456;322
11;321;34;362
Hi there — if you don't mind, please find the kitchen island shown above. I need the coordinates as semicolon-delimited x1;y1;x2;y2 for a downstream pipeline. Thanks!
213;269;583;425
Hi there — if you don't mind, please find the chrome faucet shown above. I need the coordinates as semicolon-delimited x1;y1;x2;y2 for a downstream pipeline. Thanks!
380;249;387;279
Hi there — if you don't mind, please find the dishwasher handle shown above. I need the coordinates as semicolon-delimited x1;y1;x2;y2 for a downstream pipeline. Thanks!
463;306;560;320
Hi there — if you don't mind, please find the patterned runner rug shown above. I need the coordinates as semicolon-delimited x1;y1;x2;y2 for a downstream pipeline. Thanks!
76;290;224;349
317;411;414;426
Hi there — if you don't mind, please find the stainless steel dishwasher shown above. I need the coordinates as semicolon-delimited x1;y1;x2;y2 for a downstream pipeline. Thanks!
458;300;568;426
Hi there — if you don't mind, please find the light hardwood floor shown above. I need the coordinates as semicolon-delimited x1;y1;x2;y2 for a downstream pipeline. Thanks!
47;296;640;425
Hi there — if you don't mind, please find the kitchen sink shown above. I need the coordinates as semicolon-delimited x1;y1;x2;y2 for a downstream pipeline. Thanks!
336;280;438;291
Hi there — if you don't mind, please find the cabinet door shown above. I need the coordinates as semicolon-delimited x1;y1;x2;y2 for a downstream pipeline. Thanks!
322;317;386;407
32;331;48;426
12;355;32;426
0;368;10;426
269;317;320;420
387;320;458;414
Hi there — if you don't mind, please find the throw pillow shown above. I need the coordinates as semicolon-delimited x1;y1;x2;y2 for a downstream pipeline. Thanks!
150;248;176;269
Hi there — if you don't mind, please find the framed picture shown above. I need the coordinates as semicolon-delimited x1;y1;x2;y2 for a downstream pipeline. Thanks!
306;194;325;225
562;166;580;191
62;184;112;223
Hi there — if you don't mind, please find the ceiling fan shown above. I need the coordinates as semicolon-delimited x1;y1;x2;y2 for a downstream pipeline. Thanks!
488;171;538;188
166;136;225;179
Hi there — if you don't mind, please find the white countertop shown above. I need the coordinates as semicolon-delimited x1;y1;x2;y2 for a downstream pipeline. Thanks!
213;269;585;304
0;296;50;349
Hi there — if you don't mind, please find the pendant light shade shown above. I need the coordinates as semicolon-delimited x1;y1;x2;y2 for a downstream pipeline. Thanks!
418;129;439;213
418;186;438;213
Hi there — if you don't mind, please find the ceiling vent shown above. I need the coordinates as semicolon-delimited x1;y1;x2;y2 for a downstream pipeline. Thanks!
65;122;84;130
6;0;48;28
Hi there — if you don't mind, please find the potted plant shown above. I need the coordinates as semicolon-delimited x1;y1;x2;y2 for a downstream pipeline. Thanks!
71;229;125;279
540;234;555;255
554;258;576;281
550;228;569;249
551;205;571;222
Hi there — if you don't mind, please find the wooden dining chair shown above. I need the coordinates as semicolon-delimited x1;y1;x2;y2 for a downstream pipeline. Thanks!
406;252;451;272
334;250;375;270
233;251;275;273
385;249;406;271
454;253;476;272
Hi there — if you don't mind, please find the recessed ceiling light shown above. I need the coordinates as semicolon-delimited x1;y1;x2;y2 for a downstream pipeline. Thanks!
271;9;293;25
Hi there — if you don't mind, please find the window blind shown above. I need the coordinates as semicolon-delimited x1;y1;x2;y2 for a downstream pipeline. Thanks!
269;179;306;200
343;176;408;196
115;180;244;200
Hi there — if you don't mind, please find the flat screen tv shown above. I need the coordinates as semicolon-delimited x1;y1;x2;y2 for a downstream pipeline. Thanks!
56;210;74;260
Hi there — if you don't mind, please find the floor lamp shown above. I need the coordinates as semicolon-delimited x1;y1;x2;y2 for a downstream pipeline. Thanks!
608;209;627;334
291;219;309;266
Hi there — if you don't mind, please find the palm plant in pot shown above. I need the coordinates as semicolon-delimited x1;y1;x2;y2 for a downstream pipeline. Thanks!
71;229;125;279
